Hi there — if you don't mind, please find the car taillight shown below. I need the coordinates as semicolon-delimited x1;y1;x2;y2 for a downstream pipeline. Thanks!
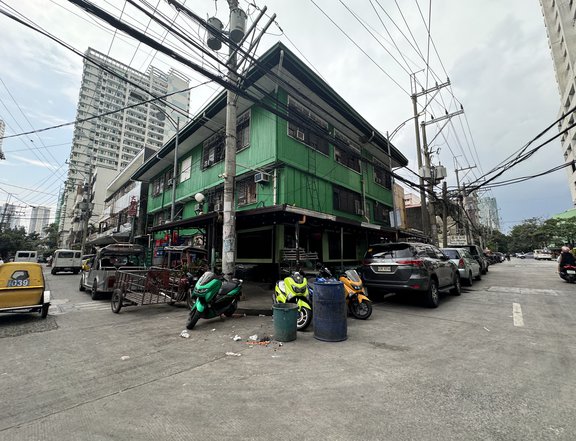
458;258;465;268
397;259;423;267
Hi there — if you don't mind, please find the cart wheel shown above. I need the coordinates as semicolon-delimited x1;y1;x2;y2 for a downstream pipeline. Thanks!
111;289;123;313
40;303;49;319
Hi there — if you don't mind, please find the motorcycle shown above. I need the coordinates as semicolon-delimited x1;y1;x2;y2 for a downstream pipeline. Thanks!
313;264;372;320
273;271;313;331
186;271;243;330
559;264;576;283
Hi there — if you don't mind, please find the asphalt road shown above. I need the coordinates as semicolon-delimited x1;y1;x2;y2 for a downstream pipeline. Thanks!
0;259;574;440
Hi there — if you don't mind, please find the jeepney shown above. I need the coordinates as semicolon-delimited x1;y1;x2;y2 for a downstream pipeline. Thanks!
79;244;145;300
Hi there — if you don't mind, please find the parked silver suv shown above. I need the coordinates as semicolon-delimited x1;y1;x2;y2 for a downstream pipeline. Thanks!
360;242;461;308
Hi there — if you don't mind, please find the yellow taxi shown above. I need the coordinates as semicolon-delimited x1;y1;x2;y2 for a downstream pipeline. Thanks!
0;262;50;318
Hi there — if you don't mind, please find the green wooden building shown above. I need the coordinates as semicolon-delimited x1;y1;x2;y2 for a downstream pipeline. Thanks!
132;42;409;280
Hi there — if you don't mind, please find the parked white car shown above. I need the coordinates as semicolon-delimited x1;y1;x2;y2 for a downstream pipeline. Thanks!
441;248;482;286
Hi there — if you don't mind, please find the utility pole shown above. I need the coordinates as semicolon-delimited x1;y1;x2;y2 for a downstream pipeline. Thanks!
455;165;476;244
420;108;464;246
442;181;448;247
221;0;242;280
410;74;429;237
80;152;93;255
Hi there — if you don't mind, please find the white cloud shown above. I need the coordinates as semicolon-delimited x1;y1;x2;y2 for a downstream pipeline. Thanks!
11;155;60;171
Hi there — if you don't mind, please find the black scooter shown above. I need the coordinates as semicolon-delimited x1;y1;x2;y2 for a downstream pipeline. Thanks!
559;264;576;283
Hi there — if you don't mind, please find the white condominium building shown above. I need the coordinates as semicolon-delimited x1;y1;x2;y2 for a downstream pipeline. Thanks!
60;48;190;247
540;0;576;204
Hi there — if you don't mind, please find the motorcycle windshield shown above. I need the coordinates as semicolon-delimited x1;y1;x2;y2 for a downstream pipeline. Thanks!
345;269;362;283
197;271;218;287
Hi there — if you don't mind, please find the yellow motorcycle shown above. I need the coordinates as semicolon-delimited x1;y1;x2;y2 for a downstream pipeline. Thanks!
273;271;313;331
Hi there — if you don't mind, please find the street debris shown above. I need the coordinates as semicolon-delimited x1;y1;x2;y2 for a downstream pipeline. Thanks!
120;356;130;361
225;352;242;357
232;335;242;341
211;329;216;332
483;327;490;332
248;334;258;341
180;330;190;338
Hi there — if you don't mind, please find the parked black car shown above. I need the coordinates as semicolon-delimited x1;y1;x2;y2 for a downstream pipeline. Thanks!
450;244;489;274
359;242;461;308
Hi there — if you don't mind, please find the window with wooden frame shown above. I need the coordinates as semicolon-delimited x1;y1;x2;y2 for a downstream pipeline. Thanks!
374;164;392;189
237;178;257;206
180;156;191;182
333;185;363;215
236;110;250;151
374;202;391;226
333;129;361;172
152;177;163;197
202;130;225;169
287;97;329;155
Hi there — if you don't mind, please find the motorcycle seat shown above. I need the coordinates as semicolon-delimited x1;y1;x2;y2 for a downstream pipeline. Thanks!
219;280;240;295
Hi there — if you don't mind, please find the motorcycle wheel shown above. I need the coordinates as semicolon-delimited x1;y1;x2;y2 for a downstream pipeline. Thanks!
186;309;201;330
297;306;313;331
350;300;372;320
223;299;238;317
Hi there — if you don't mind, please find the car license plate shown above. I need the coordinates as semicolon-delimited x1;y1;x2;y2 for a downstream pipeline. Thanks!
568;270;576;275
377;266;392;272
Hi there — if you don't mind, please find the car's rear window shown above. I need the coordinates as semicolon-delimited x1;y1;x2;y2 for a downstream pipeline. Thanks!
58;252;74;259
365;244;414;259
17;252;30;258
443;249;460;259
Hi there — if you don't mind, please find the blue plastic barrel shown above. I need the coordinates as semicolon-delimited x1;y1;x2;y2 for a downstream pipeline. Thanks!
312;280;347;342
273;303;298;342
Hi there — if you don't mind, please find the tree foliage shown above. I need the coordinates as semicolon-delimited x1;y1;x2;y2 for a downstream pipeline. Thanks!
0;222;60;260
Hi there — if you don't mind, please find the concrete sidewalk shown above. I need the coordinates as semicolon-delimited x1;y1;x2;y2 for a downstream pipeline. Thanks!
237;281;274;316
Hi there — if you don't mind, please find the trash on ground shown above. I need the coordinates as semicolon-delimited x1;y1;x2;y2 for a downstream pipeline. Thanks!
225;352;242;357
232;335;242;341
259;335;271;342
248;334;258;341
120;355;130;361
278;342;283;347
180;330;190;338
211;329;216;332
259;314;266;317
483;327;490;332
245;341;270;346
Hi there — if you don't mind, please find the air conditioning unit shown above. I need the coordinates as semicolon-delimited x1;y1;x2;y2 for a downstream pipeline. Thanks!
296;130;305;141
254;172;270;184
213;202;223;211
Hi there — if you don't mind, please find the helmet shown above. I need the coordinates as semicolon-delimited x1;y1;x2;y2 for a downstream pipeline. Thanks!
562;246;571;252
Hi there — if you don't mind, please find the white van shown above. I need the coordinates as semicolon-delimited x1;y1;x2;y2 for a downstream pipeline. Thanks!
51;249;82;275
14;250;38;263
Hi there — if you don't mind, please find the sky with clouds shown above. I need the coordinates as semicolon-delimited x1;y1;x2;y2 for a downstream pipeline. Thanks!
0;0;571;232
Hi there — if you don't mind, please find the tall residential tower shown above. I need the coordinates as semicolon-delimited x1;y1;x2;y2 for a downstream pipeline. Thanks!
59;48;190;247
540;1;576;204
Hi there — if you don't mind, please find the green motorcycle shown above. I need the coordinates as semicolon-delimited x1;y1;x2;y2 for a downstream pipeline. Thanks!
186;271;243;330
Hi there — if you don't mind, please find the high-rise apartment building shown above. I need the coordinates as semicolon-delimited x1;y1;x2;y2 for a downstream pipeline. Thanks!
478;197;500;232
59;48;190;247
29;206;51;237
540;1;576;204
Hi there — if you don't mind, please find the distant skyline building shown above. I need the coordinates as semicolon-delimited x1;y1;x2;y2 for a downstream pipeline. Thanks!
0;119;5;160
478;197;501;232
0;203;20;230
539;1;576;205
59;48;191;247
29;206;51;237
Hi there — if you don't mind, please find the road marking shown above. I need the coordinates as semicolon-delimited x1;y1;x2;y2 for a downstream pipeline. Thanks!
488;287;558;296
512;303;524;327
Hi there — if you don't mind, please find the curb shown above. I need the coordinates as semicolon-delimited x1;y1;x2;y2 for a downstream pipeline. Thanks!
236;307;272;316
